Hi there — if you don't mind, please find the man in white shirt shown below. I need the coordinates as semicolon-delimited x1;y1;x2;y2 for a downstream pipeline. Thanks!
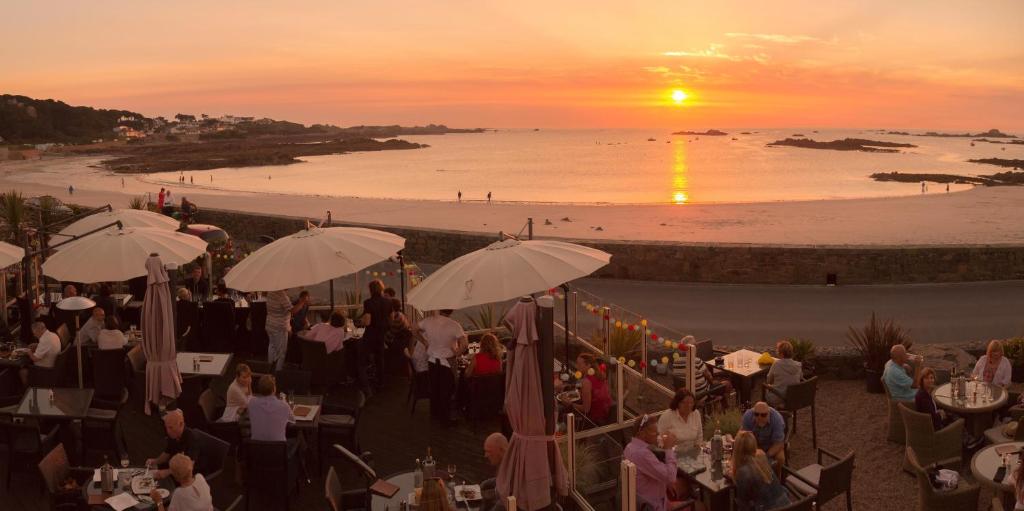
416;309;467;424
75;307;104;345
21;321;61;385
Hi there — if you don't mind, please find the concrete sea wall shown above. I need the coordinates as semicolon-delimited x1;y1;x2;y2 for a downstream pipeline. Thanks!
199;207;1024;285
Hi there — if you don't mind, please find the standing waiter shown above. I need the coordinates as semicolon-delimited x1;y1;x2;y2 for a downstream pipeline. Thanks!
359;280;392;394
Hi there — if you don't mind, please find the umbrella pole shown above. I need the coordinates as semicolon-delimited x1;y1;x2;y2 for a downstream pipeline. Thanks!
561;284;570;370
75;315;83;388
398;251;406;309
536;295;557;504
329;279;335;311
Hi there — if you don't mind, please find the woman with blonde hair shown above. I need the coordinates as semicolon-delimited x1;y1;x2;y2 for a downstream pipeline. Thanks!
150;453;213;511
418;478;453;511
466;333;503;377
973;339;1012;387
731;431;790;511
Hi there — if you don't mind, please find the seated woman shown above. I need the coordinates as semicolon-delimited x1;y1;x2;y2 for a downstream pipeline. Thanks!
97;315;127;350
466;333;503;377
389;298;413;347
731;431;791;511
226;363;253;411
765;340;802;407
973;339;1012;387
560;353;612;425
150;453;212;511
658;388;703;452
914;367;950;430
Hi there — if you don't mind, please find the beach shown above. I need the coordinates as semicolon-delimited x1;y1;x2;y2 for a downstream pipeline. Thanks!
2;155;1023;246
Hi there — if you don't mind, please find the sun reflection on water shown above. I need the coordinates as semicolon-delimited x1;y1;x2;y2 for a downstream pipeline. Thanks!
671;141;690;204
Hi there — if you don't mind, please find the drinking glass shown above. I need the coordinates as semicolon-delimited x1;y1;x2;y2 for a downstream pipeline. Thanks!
447;464;457;488
120;455;130;469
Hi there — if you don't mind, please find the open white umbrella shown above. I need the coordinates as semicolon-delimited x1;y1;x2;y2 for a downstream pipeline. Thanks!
54;208;180;241
42;227;207;283
0;241;23;268
406;239;611;311
224;226;405;292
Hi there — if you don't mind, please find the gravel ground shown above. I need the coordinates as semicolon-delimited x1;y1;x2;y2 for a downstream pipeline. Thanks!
792;379;996;511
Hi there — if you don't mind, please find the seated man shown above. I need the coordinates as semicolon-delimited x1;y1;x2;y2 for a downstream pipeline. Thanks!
308;310;348;354
248;375;296;442
740;402;786;469
210;284;235;305
883;344;920;402
75;307;105;346
480;433;508;511
671;336;731;402
146;410;200;479
150;453;212;511
20;321;62;385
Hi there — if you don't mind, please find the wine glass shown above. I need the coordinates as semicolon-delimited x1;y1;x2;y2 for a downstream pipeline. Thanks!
447;464;457;480
120;455;130;469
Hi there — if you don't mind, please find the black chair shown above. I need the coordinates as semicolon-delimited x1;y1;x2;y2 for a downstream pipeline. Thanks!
407;358;430;414
81;407;119;465
192;428;230;483
126;346;148;407
274;368;311;396
177;301;202;351
466;373;505;421
37;443;93;511
203;301;236;353
318;391;366;475
695;339;715;362
784;447;855;511
91;348;129;409
2;414;60;490
332;444;376;507
299;338;338;392
764;376;818;448
243;439;299;511
325;465;372;511
27;344;72;388
176;375;207;430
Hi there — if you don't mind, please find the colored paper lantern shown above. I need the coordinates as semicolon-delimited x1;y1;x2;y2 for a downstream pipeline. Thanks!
574;371;583;380
560;373;570;381
641;319;648;327
587;368;595;376
661;356;669;364
627;360;636;367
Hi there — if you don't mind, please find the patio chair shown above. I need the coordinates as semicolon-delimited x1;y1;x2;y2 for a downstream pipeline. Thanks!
406;357;430;414
37;443;92;511
764;376;818;448
202;300;236;352
318;391;366;475
27;344;72;388
242;439;300;511
984;416;1024;445
192;428;230;483
466;373;506;421
332;444;377;498
2;414;60;490
882;380;911;444
299;338;337;392
783;447;854;511
898;403;964;472
81;407;119;465
905;447;979;511
325;465;372;511
91;348;129;409
274;368;311;396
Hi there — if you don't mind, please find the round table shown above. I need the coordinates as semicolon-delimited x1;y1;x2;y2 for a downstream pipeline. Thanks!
83;471;176;510
971;442;1023;493
933;381;1007;436
371;471;482;511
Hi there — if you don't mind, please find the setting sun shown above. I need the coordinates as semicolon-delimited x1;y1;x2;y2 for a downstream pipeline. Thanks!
671;90;688;104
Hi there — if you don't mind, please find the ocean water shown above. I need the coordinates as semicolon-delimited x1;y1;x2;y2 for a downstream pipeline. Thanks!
147;128;1022;205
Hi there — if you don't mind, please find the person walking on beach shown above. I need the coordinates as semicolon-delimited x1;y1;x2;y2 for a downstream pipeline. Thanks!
457;190;462;202
157;188;166;211
190;175;194;184
68;185;74;196
121;177;125;188
487;191;492;203
946;183;950;193
921;182;925;194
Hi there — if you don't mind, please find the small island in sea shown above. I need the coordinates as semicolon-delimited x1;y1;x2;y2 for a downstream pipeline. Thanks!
920;129;1015;138
767;138;916;153
870;171;1024;186
974;138;1024;145
671;129;728;136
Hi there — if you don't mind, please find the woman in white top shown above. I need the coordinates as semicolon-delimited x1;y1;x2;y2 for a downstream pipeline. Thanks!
97;316;128;350
973;340;1012;387
657;388;703;451
151;453;213;511
225;363;252;410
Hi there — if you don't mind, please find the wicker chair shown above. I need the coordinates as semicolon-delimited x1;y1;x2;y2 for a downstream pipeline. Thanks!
905;448;979;511
898;403;964;473
764;376;818;448
984;416;1024;445
883;381;912;444
783;447;854;511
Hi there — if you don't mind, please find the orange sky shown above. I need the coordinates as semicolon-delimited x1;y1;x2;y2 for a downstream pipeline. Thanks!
3;1;1023;130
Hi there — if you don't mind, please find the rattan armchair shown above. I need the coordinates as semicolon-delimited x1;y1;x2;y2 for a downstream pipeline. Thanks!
905;448;979;511
898;403;964;473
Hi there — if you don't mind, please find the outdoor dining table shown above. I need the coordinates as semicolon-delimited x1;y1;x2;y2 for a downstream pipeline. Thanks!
176;351;233;377
370;471;483;511
676;445;733;511
82;467;176;510
933;381;1007;437
709;348;769;404
14;387;94;420
970;441;1023;509
0;348;31;369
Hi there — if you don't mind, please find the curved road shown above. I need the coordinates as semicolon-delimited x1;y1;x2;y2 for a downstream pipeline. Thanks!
573;278;1024;346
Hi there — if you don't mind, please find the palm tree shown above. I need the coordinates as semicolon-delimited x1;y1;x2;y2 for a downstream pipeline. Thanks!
0;190;26;242
128;195;147;210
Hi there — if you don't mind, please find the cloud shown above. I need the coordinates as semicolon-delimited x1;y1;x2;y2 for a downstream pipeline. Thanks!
725;32;819;44
662;44;768;64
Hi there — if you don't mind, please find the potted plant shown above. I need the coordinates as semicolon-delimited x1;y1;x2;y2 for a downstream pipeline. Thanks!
846;312;911;393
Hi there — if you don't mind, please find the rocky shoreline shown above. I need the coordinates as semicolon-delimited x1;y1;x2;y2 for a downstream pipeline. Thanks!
870;170;1024;186
768;137;916;152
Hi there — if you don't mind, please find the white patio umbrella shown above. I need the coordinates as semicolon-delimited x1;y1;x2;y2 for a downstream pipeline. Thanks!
42;227;207;283
54;208;180;241
0;241;23;268
224;226;405;292
406;238;611;311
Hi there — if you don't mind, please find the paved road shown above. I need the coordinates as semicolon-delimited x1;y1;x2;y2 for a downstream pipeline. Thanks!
572;278;1024;346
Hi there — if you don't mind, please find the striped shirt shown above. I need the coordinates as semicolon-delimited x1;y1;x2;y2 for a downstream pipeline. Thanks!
671;356;710;395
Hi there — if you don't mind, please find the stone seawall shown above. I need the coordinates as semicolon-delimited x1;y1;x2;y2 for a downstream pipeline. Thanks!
199;207;1024;285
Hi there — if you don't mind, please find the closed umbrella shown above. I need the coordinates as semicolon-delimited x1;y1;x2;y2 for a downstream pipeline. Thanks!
42;227;207;283
224;226;405;292
142;255;181;415
496;306;567;510
406;239;610;311
55;209;180;240
0;241;23;268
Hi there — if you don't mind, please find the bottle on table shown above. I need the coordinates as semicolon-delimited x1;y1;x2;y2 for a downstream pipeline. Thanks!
100;456;114;492
711;422;723;462
413;458;423;488
423;448;436;479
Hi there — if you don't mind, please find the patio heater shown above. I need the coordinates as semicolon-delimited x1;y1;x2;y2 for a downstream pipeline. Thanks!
56;295;96;388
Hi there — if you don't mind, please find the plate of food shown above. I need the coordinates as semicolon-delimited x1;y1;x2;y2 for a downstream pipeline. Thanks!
556;390;581;403
130;474;157;495
454;484;482;502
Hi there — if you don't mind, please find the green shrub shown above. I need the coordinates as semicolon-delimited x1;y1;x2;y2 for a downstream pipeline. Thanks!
1004;337;1024;366
464;304;507;332
590;327;641;360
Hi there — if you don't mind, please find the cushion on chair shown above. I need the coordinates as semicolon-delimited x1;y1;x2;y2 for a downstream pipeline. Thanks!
985;422;1014;445
785;463;822;497
86;408;117;420
319;414;355;427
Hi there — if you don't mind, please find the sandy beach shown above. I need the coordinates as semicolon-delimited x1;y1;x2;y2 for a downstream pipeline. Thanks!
2;156;1023;246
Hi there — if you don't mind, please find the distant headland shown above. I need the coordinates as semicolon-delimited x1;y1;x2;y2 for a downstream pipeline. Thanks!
885;128;1017;138
671;129;728;136
767;138;916;153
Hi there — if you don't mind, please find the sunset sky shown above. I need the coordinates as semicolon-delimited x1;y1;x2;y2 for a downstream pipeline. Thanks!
3;1;1023;130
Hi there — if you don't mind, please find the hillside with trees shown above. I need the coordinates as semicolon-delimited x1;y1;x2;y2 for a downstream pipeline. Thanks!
0;94;152;144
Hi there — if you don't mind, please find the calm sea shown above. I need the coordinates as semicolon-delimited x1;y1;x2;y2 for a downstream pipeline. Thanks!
149;128;1021;204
